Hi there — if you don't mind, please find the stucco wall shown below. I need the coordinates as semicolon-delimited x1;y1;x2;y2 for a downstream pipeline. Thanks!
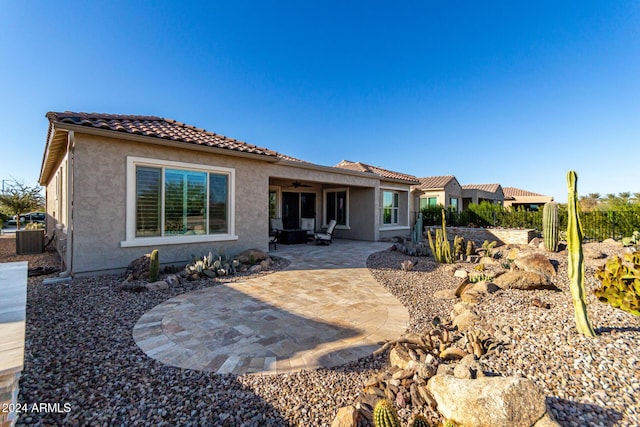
70;134;270;275
336;187;376;241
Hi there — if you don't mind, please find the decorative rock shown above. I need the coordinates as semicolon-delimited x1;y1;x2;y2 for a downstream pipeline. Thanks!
330;405;358;427
453;354;484;379
125;254;151;280
533;413;562;427
202;269;216;278
434;288;458;300
583;245;606;260
436;363;455;376
454;269;468;278
165;274;180;286
248;265;262;274
466;281;500;295
452;310;479;332
145;280;169;291
427;374;547;427
493;271;556;291
514;253;556;278
237;249;268;265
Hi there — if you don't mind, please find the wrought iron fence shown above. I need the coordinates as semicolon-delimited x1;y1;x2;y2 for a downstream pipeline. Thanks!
417;207;640;242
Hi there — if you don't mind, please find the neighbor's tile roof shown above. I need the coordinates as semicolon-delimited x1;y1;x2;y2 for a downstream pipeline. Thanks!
462;183;502;193
46;111;288;159
334;160;418;183
503;187;548;199
414;175;457;190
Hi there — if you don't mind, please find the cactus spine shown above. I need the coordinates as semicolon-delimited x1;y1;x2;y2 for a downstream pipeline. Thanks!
427;209;453;264
566;171;595;337
149;249;160;282
409;414;430;427
373;399;400;427
594;251;640;316
542;201;559;252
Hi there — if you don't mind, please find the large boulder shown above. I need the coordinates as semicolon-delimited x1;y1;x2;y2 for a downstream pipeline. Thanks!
493;271;557;291
125;253;151;280
330;406;358;427
514;253;556;278
427;374;548;427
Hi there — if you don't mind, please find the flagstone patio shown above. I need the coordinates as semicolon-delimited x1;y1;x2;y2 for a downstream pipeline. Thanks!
133;240;409;375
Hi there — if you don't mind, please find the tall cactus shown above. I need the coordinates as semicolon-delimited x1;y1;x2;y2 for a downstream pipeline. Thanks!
427;209;453;263
566;171;595;337
149;249;160;282
542;201;559;252
373;399;400;427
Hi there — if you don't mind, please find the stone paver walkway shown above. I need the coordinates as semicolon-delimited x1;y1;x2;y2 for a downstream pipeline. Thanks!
133;240;409;375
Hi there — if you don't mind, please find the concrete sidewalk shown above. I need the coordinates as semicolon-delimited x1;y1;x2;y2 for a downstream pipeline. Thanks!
133;240;409;375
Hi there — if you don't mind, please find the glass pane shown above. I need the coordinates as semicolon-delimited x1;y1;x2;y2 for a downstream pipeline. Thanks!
383;207;391;224
420;199;428;210
269;191;277;219
393;193;399;208
136;166;161;237
336;191;347;225
393;208;398;224
383;191;393;208
327;192;336;222
209;174;228;234
164;169;207;235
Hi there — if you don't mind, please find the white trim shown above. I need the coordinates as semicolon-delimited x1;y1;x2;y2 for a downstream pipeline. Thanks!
379;225;410;231
122;156;236;247
381;190;400;226
380;184;409;192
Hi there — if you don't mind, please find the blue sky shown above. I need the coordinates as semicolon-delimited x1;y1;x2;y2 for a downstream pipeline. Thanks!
1;1;638;203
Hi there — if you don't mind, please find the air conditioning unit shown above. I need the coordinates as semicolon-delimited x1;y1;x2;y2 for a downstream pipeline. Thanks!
16;229;45;255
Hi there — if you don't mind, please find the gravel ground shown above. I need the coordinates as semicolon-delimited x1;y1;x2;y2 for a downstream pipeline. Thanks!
3;235;639;426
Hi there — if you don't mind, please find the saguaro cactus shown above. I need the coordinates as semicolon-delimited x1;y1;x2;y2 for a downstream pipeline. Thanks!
542;201;559;252
566;171;595;337
149;249;160;282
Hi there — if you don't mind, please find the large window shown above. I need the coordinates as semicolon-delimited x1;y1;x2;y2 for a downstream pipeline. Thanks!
124;157;235;247
325;189;348;226
420;197;438;210
382;191;399;225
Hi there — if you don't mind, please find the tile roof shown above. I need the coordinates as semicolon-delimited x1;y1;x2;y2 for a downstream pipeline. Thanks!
414;175;457;190
46;111;285;159
503;187;548;198
334;160;418;183
461;183;502;193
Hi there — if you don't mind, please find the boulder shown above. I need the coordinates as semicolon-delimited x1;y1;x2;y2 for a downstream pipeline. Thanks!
582;245;606;260
125;253;151;280
248;264;263;274
427;374;547;427
453;354;485;379
514;253;556;278
145;280;169;291
389;346;437;379
454;269;469;279
330;405;358;427
493;271;557;291
434;288;458;300
237;248;268;265
452;310;479;332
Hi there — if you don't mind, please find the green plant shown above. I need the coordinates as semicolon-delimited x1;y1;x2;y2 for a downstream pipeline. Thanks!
466;240;476;256
409;414;430;427
543;201;559;252
373;399;400;427
594;251;640;316
454;235;465;259
24;222;44;230
427;209;453;264
481;240;497;258
149;249;160;282
621;231;640;249
566;171;596;337
469;272;494;283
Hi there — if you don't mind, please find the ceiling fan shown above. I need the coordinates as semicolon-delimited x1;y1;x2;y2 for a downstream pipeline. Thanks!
285;181;313;188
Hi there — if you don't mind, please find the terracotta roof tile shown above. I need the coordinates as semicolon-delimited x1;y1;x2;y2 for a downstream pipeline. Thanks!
503;186;548;198
46;111;283;158
334;160;418;183
414;175;457;190
461;183;502;193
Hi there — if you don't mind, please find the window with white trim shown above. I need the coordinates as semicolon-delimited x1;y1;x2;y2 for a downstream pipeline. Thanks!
124;157;235;246
382;191;399;225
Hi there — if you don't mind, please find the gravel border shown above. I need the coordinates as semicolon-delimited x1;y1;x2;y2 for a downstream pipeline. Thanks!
3;235;639;426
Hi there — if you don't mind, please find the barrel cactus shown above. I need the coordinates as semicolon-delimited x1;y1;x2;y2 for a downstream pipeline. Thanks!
566;171;595;337
409;414;430;427
594;251;640;316
542;201;559;252
373;399;400;427
149;249;159;282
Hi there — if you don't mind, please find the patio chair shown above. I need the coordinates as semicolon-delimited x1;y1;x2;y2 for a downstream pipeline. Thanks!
300;217;315;240
269;218;283;250
314;219;337;245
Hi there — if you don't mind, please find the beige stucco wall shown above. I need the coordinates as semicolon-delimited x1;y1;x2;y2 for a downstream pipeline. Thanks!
69;133;270;275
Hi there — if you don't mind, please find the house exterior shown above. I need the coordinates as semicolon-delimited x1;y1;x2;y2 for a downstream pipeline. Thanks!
503;187;553;211
412;176;463;213
38;112;416;276
461;183;504;210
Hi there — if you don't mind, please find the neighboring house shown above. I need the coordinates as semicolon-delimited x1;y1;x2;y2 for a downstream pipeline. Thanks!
503;187;553;211
412;176;463;213
39;112;416;276
461;184;505;210
334;160;418;238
